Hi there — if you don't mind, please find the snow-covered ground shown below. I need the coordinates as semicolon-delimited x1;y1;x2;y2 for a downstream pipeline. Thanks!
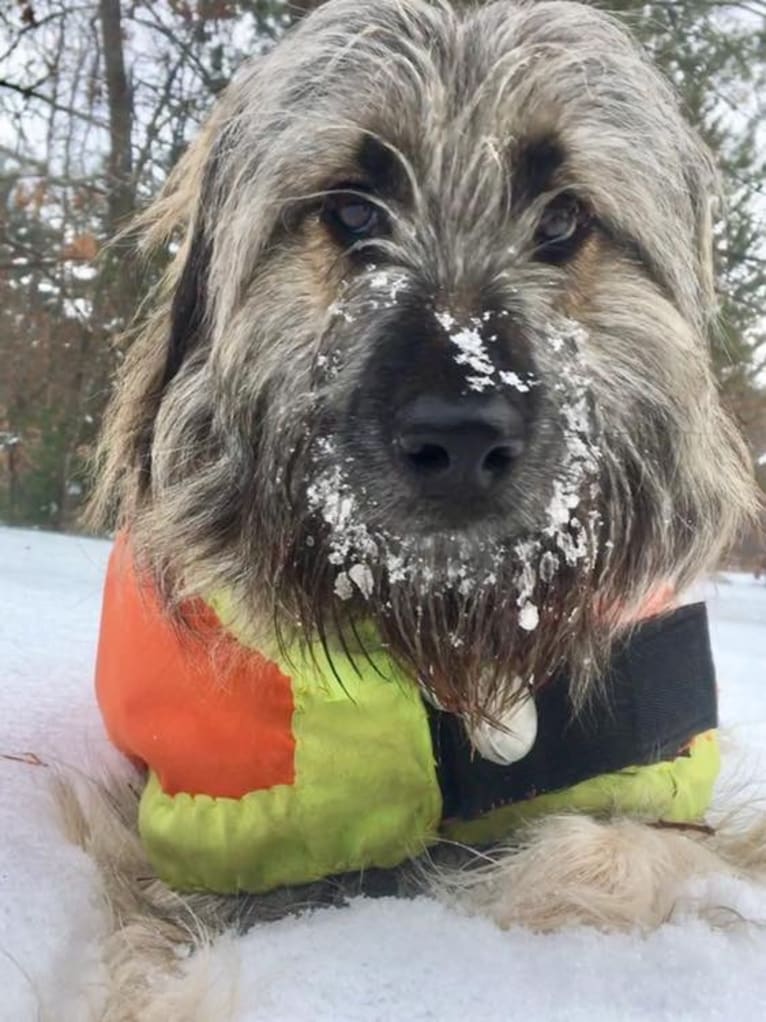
1;526;766;1021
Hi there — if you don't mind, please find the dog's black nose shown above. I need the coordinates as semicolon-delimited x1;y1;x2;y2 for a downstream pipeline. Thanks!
395;395;526;502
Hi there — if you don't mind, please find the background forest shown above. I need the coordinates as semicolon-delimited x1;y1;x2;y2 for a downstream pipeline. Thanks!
1;0;764;563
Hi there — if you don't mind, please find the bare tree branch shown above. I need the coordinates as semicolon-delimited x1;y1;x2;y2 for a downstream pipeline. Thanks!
0;76;110;128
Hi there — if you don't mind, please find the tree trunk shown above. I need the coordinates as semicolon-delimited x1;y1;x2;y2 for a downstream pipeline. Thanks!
98;0;134;232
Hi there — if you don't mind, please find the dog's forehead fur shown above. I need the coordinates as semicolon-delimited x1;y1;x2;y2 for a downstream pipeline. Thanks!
202;0;714;330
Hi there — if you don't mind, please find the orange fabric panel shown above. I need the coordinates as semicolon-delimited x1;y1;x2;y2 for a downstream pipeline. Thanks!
95;534;296;798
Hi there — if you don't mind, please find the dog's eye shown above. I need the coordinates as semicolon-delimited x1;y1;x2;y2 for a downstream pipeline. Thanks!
534;193;591;263
322;188;383;242
336;198;379;234
538;198;579;242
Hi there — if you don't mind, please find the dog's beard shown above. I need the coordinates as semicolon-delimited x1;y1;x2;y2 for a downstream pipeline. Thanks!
279;511;606;719
263;329;608;718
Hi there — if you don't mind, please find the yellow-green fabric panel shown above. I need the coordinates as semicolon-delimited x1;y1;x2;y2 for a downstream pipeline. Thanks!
138;641;442;894
145;592;719;892
140;728;718;893
441;731;720;845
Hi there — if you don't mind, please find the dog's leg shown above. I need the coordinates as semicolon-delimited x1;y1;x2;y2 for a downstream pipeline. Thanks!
52;773;240;1021
434;814;766;933
52;771;401;1018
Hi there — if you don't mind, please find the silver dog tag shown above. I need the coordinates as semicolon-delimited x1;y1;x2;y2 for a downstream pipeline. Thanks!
466;684;538;765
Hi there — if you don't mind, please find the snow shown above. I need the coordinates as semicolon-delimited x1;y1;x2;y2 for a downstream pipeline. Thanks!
0;529;118;1022
435;311;497;392
518;601;540;631
2;527;766;1021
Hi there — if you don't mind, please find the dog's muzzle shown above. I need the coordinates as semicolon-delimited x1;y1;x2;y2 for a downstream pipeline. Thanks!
345;299;541;530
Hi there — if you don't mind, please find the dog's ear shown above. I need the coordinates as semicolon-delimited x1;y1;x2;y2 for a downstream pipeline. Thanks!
130;133;224;489
132;115;223;407
160;222;212;394
89;180;216;522
121;217;214;494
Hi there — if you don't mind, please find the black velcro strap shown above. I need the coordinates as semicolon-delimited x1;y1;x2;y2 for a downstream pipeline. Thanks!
429;602;718;821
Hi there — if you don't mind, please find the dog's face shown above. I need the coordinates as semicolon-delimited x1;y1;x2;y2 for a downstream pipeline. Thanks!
101;0;753;712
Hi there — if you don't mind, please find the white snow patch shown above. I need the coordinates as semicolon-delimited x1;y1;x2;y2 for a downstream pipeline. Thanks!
327;299;355;324
435;311;496;392
518;602;540;631
539;551;559;583
547;479;581;528
369;269;409;305
436;310;457;330
466;373;496;392
1;528;766;1019
306;439;379;580
333;571;353;600
498;369;532;393
348;562;374;599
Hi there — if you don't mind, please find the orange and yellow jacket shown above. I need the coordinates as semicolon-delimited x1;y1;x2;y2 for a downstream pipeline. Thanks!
96;535;719;894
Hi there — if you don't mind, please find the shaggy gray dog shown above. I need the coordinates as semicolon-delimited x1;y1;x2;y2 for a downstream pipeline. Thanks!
93;0;751;718
72;0;765;1014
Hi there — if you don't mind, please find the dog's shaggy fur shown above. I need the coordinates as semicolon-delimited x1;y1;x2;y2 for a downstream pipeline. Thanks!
67;0;765;1016
91;0;753;714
